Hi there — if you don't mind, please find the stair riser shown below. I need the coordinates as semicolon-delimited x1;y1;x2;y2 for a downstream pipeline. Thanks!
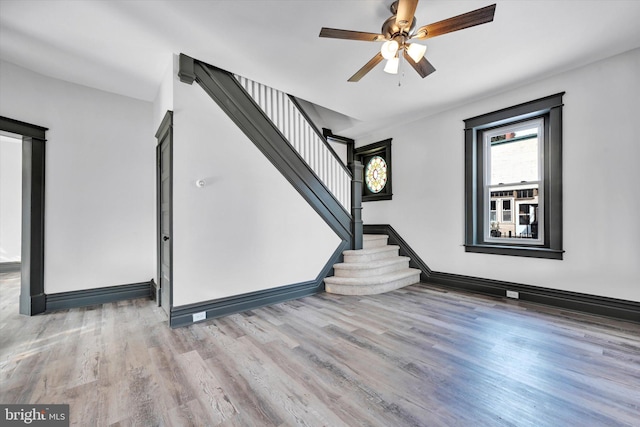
325;273;420;296
363;236;389;249
334;261;410;278
344;249;399;263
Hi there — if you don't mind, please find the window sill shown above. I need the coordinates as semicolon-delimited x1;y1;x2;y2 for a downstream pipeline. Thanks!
465;244;564;260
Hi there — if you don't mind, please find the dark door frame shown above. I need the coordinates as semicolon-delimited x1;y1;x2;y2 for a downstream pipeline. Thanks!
155;111;173;320
0;116;47;315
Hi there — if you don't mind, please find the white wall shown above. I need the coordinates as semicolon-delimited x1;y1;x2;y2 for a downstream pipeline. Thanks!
169;65;342;307
0;60;156;293
357;48;640;302
153;59;175;131
0;134;22;263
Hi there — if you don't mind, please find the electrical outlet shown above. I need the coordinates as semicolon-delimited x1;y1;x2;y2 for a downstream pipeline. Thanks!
506;290;519;299
192;311;207;322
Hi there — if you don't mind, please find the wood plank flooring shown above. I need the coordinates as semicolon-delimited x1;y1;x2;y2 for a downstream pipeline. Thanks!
1;271;639;426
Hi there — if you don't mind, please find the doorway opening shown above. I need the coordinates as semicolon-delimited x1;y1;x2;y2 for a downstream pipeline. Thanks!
0;116;47;315
0;133;22;272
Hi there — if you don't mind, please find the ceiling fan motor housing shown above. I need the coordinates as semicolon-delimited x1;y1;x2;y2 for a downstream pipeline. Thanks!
382;14;416;40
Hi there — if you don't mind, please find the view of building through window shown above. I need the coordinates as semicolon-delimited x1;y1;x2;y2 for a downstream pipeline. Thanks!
485;119;543;243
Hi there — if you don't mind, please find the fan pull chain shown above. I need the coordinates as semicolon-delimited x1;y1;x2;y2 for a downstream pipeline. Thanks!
398;53;404;87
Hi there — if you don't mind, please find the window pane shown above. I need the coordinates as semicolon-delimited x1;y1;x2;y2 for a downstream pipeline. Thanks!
489;126;539;185
485;119;543;243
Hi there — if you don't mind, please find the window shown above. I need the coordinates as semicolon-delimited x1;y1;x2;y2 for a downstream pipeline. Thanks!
364;156;388;194
355;139;392;202
502;200;512;223
464;93;564;259
486;118;542;244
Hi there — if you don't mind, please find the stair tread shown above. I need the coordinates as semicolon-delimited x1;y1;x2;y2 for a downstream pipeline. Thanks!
324;268;421;285
343;245;399;256
333;256;410;270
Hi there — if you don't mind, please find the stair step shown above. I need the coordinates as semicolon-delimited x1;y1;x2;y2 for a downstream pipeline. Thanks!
343;245;400;263
363;234;389;249
333;256;410;278
325;268;421;295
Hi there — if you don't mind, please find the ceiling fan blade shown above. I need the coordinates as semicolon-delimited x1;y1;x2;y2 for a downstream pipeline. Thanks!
348;52;384;82
412;4;496;40
319;27;385;42
403;50;436;78
395;0;419;30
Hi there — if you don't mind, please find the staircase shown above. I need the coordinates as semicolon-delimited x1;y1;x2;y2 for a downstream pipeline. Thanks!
324;234;421;295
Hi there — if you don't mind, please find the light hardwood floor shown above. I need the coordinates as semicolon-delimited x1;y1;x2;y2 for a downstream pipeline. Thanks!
1;271;639;426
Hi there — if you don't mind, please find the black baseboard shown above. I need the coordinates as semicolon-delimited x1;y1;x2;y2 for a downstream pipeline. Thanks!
170;239;349;328
428;272;640;323
46;281;153;312
364;224;640;324
170;280;324;328
0;262;21;273
150;278;158;304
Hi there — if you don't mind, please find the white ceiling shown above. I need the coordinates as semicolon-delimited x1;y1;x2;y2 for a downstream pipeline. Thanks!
1;0;639;137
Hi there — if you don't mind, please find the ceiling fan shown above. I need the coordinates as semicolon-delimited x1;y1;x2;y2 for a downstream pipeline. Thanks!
319;0;496;82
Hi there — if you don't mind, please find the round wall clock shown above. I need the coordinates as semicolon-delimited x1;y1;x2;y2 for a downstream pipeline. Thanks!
365;155;388;193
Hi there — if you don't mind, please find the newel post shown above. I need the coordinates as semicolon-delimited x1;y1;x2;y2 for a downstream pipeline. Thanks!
350;161;364;250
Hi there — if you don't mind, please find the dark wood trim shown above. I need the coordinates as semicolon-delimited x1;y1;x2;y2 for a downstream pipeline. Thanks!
463;93;565;129
350;161;364;250
464;244;564;260
0;116;47;139
363;224;432;281
23;134;48;315
0;116;47;316
155;110;173;139
464;93;565;259
177;53;196;84
548;103;563;252
427;272;640;323
323;128;355;165
170;281;322;328
0;262;21;273
355;139;393;202
150;278;158;302
322;129;354;144
184;55;352;243
46;281;153;312
156;111;173;314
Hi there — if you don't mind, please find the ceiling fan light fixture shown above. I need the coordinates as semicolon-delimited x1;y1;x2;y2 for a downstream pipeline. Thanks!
407;43;427;62
383;56;399;74
319;1;497;82
380;40;399;60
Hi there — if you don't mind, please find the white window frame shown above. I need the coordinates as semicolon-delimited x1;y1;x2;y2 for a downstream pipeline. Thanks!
483;118;544;245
